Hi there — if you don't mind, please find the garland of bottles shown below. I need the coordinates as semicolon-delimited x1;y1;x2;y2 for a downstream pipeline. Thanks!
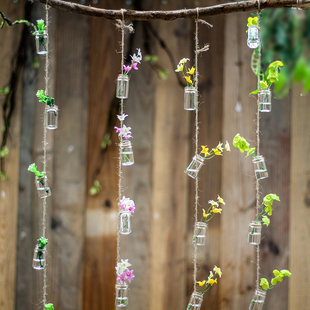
26;14;56;310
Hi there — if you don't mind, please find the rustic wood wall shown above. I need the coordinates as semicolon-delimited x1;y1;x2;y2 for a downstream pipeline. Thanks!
0;0;309;310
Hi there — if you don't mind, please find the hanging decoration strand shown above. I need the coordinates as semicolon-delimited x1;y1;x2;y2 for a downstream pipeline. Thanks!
42;1;50;308
255;4;261;289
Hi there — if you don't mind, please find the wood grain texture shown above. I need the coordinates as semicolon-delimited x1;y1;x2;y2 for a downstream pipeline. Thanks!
47;6;89;310
0;1;23;310
289;86;310;310
220;12;257;310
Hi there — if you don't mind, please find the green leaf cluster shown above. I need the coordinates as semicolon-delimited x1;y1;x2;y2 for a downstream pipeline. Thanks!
232;134;255;158
37;237;48;249
36;90;55;107
37;19;46;34
28;163;45;178
260;269;291;290
44;303;54;310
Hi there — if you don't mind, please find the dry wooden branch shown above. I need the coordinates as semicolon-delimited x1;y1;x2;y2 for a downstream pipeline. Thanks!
35;0;308;20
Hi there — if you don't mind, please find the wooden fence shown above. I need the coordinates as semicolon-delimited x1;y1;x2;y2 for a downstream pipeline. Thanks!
0;0;309;309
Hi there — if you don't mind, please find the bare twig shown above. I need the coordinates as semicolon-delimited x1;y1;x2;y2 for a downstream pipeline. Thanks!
34;0;308;20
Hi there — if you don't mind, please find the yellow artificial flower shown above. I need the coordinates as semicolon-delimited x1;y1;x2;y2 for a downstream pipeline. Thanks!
213;265;222;278
217;195;225;205
196;280;206;287
175;64;184;72
207;278;217;286
212;207;222;214
208;200;219;207
224;141;231;152
180;58;190;64
185;76;192;84
212;148;222;156
187;67;195;75
202;209;209;218
201;145;210;157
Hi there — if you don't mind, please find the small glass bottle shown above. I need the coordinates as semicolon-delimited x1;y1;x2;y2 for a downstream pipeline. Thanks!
47;105;58;130
35;30;48;55
116;74;129;99
115;284;128;307
36;175;52;199
249;288;266;310
258;89;271;112
247;25;260;49
186;292;203;310
119;211;132;235
185;155;205;179
253;155;268;180
32;245;46;270
193;222;207;246
120;140;134;166
248;221;262;245
184;86;198;110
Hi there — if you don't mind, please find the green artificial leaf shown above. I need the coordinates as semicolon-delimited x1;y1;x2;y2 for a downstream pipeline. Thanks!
293;58;307;82
249;89;259;96
262;216;270;226
251;50;260;76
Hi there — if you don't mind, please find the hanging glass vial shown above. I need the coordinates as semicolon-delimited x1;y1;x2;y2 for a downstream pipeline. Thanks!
253;155;268;180
185;154;205;179
192;222;207;246
33;245;46;270
186;292;203;310
249;288;266;310
120;140;134;166
258;89;271;112
115;284;128;307
36;175;52;199
184;86;198;110
119;210;132;235
247;25;260;49
46;105;58;130
116;74;130;99
248;221;262;245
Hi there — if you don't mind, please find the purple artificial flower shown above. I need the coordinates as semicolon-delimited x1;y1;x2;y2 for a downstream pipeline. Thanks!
132;62;138;70
120;202;126;210
123;65;131;72
117;273;126;283
114;126;121;133
125;269;135;283
129;205;135;214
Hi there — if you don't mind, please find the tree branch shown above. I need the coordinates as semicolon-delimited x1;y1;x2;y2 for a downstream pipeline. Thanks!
34;0;308;20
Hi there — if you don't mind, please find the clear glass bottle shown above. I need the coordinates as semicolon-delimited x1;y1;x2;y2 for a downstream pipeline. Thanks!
184;86;198;110
36;176;51;199
116;74;129;99
249;288;266;310
248;221;262;245
185;155;205;179
258;89;271;112
47;105;58;130
115;284;128;307
35;30;48;55
32;245;46;270
186;292;203;310
119;211;132;235
253;155;268;180
120;140;134;166
193;222;207;246
247;25;260;49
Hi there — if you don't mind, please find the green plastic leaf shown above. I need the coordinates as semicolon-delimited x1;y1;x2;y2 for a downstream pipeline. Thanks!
249;89;259;95
251;50;260;76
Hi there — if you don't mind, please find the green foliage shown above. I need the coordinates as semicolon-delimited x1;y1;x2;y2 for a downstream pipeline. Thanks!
28;163;45;178
0;146;9;158
36;90;55;107
89;180;102;196
37;237;48;249
0;86;10;95
260;8;310;97
44;303;54;310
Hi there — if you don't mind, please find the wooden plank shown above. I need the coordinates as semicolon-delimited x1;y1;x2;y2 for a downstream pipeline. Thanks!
220;12;257;310
289;86;310;309
0;1;23;309
150;1;191;309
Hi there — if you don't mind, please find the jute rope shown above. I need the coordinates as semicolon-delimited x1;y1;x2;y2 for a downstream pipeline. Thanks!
42;1;50;308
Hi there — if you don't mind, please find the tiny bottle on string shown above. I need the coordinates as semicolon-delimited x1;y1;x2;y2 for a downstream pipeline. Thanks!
248;221;262;245
185;155;205;179
116;74;130;99
32;237;48;270
120;140;134;166
35;19;48;55
115;284;128;307
253;155;268;180
184;86;198;110
249;288;266;310
247;25;260;49
47;105;58;129
119;210;132;235
258;89;271;112
193;222;207;246
186;292;203;310
36;175;52;198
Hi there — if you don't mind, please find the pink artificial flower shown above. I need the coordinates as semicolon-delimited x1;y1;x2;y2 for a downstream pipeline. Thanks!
124;134;132;140
117;273;126;283
114;126;121;133
120;203;126;210
132;62;138;70
123;65;131;72
129;205;135;214
125;269;135;283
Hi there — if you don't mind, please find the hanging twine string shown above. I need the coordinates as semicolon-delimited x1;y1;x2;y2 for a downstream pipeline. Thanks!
42;1;50;308
255;4;262;290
